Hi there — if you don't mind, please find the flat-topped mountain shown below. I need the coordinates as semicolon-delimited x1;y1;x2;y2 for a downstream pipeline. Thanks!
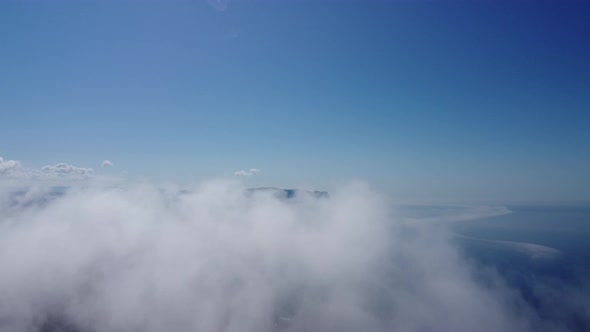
246;187;329;199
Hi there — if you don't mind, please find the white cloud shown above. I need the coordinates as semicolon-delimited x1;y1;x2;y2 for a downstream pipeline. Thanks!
36;163;94;179
101;160;113;167
234;168;260;177
0;181;583;332
0;156;94;181
0;157;22;175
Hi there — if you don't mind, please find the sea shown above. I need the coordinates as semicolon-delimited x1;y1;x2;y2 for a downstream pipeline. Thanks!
452;205;590;331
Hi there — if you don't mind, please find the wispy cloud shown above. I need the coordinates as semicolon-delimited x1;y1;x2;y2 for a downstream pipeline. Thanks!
101;160;113;167
234;168;260;177
0;155;94;181
36;163;94;179
207;0;228;11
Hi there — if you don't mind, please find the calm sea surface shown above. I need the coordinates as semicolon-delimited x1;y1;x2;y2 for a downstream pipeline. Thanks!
453;205;590;331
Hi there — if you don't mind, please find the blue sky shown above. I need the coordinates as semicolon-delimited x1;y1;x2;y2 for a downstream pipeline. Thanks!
1;0;589;202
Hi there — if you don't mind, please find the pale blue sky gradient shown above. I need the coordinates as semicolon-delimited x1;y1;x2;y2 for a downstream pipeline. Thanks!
1;0;589;202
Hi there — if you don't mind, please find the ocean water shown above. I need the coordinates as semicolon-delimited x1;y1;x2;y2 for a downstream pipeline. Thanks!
454;205;590;268
452;205;590;331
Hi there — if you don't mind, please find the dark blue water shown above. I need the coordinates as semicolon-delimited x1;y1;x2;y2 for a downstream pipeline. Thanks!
453;205;590;331
454;205;590;267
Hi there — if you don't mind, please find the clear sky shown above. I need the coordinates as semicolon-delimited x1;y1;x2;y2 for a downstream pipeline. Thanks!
1;0;589;202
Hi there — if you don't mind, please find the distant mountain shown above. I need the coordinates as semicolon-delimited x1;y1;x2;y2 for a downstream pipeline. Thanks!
4;187;328;210
246;187;329;199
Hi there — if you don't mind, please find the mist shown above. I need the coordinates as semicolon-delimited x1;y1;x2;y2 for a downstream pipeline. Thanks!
0;181;584;332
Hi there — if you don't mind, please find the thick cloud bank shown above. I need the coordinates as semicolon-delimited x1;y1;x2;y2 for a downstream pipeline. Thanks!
0;181;585;332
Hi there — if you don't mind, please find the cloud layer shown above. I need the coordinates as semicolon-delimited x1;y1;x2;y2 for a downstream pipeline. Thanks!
1;180;584;332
